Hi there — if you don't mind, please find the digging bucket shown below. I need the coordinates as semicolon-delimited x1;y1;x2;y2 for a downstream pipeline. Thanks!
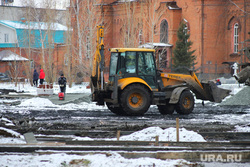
201;81;231;103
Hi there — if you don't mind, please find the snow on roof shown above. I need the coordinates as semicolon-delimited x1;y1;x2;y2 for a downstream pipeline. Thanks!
0;20;68;31
117;0;137;2
0;50;29;61
168;6;181;10
166;2;181;10
139;43;173;49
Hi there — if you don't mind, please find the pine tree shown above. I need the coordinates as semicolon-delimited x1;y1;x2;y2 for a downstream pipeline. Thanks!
172;21;196;73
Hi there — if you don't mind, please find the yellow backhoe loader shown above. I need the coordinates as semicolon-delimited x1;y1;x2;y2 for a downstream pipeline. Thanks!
90;25;230;116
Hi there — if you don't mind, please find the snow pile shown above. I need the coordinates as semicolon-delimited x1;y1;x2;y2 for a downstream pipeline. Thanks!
17;99;106;111
115;127;206;142
0;127;25;144
234;125;250;132
18;97;56;107
0;127;23;138
74;127;206;142
0;117;14;126
57;102;106;111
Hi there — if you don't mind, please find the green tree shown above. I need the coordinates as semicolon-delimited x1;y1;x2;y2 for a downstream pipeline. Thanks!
172;21;196;73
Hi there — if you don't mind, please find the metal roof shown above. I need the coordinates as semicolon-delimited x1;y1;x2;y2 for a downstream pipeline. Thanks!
0;20;68;31
139;43;173;49
109;48;155;52
0;20;68;48
0;50;29;61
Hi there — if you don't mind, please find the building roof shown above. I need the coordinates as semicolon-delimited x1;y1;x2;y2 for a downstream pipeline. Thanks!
139;43;173;49
0;20;68;31
0;20;68;48
0;50;29;61
109;48;155;52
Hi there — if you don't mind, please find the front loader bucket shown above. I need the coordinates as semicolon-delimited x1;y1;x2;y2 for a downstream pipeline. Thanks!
202;81;231;103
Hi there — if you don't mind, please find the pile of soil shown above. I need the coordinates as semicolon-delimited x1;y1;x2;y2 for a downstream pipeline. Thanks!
220;87;250;105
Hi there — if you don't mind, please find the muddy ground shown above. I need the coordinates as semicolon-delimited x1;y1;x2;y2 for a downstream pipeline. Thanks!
1;93;249;141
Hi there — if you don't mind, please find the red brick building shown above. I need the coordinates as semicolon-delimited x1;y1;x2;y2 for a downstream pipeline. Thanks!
71;0;249;80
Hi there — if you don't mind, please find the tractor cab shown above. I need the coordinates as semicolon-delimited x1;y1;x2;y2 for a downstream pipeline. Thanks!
109;48;157;89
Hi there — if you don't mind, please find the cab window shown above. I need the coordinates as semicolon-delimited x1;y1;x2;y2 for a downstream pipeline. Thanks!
125;51;136;73
138;52;156;75
109;52;118;76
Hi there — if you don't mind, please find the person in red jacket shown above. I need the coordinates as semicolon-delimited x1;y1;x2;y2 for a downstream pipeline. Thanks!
39;69;45;85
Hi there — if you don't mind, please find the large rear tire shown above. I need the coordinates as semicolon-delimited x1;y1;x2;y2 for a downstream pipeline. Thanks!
157;103;175;115
106;103;126;116
175;90;194;115
120;84;151;116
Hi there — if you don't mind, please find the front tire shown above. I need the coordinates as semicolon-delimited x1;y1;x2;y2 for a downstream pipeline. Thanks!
120;84;151;116
106;103;126;116
175;90;194;115
158;103;175;115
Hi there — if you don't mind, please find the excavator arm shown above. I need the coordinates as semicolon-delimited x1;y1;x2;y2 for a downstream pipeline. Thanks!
161;71;231;103
91;25;105;91
90;25;105;105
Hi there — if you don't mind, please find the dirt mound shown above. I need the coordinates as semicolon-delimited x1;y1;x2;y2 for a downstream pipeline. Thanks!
220;87;250;105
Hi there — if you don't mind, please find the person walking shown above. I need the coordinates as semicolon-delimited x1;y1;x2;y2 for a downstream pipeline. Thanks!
39;69;45;85
216;79;221;85
58;73;67;93
33;69;39;87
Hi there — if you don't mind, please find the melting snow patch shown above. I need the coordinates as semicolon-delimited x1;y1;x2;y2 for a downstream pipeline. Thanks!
234;125;250;132
115;127;206;142
19;97;56;107
0;127;23;138
0;137;26;144
0;152;196;167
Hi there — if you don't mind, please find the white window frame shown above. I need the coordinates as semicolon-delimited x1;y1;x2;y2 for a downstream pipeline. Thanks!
139;29;142;45
233;23;239;53
86;36;91;59
4;33;9;43
64;53;68;66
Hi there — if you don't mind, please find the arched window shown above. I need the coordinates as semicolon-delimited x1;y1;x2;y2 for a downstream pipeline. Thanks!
160;20;168;43
233;23;239;53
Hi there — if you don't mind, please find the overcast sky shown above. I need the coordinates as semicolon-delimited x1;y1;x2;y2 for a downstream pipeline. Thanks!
11;0;70;10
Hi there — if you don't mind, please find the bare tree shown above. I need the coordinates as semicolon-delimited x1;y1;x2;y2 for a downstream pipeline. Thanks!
118;0;143;48
70;0;104;82
22;0;62;84
144;0;166;43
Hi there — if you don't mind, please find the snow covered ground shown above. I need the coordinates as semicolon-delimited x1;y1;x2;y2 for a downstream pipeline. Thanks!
0;152;201;167
0;79;250;167
0;126;207;166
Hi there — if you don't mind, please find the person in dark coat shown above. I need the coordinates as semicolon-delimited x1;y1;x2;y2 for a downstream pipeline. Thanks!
216;79;221;85
39;69;45;85
58;73;67;93
33;69;39;87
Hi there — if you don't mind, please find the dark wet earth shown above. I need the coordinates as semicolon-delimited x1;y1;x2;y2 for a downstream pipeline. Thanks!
1;98;250;141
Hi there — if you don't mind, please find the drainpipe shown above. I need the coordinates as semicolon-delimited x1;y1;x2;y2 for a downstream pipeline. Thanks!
244;0;246;63
201;0;204;74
